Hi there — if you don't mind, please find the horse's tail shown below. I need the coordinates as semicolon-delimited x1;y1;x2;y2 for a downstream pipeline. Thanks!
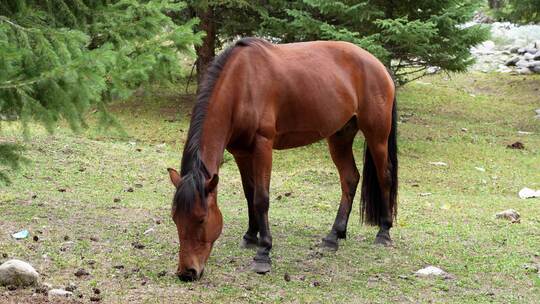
360;95;398;226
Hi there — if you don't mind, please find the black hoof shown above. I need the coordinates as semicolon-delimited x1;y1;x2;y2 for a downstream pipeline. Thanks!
336;230;347;239
240;236;258;249
252;257;271;274
321;237;339;251
374;233;393;246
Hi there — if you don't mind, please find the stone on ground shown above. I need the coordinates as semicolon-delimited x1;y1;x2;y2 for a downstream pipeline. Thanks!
48;288;73;298
415;266;454;279
0;259;39;287
495;209;521;223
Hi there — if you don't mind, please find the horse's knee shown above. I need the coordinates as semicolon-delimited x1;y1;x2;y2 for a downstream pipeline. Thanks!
253;189;269;210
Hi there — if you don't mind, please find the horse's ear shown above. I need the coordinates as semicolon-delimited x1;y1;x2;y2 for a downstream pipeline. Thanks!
167;168;181;188
205;174;219;194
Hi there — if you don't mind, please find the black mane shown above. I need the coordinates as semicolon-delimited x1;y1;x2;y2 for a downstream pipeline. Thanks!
173;37;269;213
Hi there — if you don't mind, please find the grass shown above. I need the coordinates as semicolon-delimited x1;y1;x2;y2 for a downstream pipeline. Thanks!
0;72;539;303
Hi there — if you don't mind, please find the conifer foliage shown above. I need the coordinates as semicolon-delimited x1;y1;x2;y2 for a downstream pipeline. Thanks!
259;0;489;83
0;0;202;183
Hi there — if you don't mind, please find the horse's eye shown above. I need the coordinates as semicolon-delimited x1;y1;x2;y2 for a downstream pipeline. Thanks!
198;219;204;224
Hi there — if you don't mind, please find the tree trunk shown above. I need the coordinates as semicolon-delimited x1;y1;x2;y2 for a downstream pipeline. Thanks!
488;0;502;9
194;7;216;89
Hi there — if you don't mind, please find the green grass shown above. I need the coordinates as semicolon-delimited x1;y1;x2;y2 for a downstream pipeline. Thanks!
1;72;539;303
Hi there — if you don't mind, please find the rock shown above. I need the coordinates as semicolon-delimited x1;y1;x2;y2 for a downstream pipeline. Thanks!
429;161;448;167
495;209;520;223
48;289;73;298
0;259;39;287
518;48;527;55
509;46;520;54
518;187;540;199
505;56;520;66
533;51;540;60
528;61;540;68
283;273;291;282
497;65;512;73
532;65;540;73
524;53;535;60
516;67;533;75
526;48;538;54
516;59;531;68
415;266;453;279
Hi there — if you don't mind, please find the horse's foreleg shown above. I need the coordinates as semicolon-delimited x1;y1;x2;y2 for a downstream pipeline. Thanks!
251;135;273;274
233;155;259;249
322;120;359;250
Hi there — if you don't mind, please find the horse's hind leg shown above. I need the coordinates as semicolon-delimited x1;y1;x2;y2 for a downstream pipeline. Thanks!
233;154;259;249
363;139;393;245
322;118;360;251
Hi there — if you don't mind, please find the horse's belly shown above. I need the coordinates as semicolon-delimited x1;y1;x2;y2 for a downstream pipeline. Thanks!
273;130;324;150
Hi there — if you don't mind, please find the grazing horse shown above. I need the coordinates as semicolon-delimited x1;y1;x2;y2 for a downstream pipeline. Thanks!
167;37;398;281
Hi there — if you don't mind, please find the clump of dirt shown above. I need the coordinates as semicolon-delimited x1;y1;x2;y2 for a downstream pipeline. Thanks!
507;141;524;149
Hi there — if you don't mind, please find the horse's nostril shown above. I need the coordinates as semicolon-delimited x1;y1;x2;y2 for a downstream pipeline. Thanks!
187;268;197;277
177;268;198;282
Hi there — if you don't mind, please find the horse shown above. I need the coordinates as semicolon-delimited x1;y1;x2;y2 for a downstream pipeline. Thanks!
167;37;398;281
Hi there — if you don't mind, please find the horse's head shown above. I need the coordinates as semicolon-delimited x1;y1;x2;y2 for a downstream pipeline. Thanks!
167;168;222;281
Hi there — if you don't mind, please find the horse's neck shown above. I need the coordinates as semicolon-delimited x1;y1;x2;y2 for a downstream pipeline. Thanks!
198;96;232;176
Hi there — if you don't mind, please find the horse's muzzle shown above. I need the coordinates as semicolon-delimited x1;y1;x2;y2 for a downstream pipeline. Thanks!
177;268;203;282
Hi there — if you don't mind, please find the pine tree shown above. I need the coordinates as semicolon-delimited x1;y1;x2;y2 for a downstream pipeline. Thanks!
0;0;202;184
259;0;489;84
497;0;540;23
178;1;266;86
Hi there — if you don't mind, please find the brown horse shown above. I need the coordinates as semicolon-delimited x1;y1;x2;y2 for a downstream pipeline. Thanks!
167;37;398;281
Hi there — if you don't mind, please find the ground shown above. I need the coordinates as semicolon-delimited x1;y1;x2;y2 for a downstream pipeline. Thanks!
0;73;539;303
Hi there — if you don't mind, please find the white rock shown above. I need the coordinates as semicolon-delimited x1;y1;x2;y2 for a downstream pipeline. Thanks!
516;59;531;68
519;187;540;199
415;266;451;278
0;259;39;287
429;161;448;167
495;209;521;222
535;109;540;115
475;167;486;172
524;53;535;60
516;67;533;75
48;289;73;298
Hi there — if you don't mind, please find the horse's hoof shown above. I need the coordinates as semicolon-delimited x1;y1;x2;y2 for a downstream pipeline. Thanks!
240;237;258;249
321;238;339;251
374;235;393;246
252;260;271;274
